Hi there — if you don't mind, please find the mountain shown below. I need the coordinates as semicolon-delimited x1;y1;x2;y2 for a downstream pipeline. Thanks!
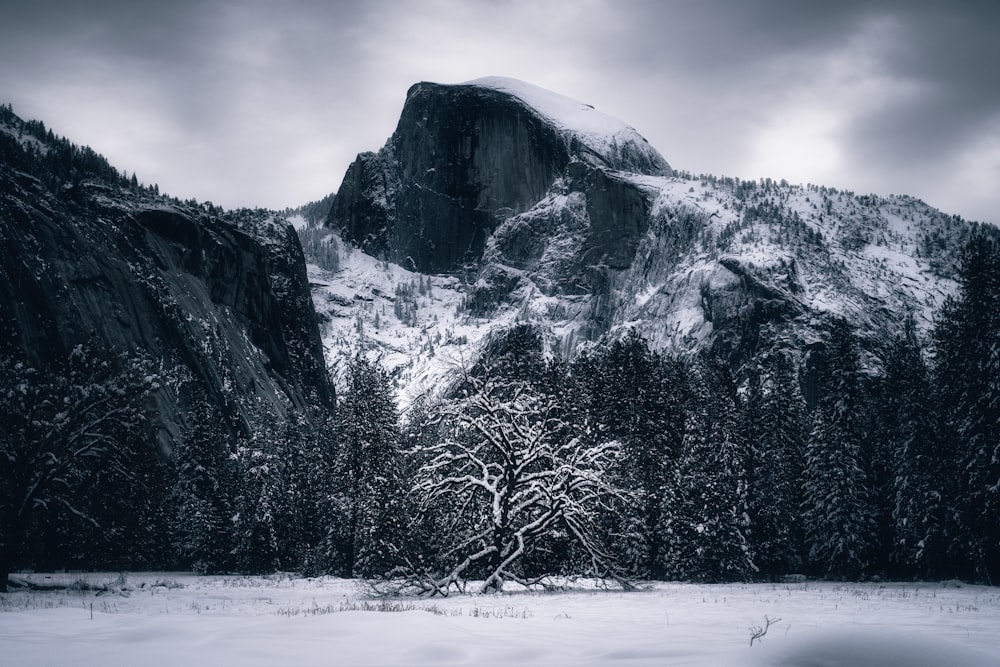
328;77;670;274
0;105;332;447
1;75;988;430
322;77;991;404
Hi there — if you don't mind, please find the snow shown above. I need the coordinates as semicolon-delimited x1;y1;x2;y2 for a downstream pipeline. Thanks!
2;574;999;666
285;213;309;231
463;76;668;173
465;76;637;143
0;122;50;156
302;144;966;404
306;235;503;408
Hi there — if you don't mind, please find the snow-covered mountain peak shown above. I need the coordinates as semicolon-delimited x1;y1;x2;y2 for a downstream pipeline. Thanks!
458;76;671;176
323;77;991;403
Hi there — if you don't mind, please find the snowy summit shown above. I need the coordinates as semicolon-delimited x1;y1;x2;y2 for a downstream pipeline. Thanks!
463;76;672;175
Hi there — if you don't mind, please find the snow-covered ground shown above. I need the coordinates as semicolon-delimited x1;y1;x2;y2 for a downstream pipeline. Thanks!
306;234;504;409
2;573;998;666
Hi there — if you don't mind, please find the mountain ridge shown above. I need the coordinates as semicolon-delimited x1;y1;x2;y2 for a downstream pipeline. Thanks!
0;104;333;446
318;77;994;404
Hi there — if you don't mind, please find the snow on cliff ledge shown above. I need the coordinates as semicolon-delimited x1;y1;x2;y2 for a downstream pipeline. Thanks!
463;76;672;176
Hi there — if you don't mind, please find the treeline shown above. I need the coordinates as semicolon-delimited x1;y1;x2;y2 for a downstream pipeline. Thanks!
2;234;998;591
0;103;150;195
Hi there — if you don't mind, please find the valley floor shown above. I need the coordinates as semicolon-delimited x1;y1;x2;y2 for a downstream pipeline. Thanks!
1;573;998;666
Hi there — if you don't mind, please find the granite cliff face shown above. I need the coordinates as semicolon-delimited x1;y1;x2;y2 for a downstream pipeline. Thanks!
329;78;671;274
0;109;332;446
317;77;987;403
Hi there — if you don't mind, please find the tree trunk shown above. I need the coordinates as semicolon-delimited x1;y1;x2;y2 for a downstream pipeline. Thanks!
0;545;10;593
0;516;24;594
346;496;357;578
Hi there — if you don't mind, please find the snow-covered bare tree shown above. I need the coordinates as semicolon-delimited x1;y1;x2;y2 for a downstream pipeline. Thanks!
0;344;159;592
398;369;624;595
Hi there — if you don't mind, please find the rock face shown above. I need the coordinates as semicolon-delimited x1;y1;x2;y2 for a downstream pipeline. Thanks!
328;78;671;274
0;109;332;446
318;77;990;403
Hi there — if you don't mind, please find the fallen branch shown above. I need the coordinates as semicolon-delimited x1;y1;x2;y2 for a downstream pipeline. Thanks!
749;615;781;646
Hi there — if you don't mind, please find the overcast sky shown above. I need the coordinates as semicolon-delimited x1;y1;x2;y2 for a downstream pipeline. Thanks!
2;1;998;225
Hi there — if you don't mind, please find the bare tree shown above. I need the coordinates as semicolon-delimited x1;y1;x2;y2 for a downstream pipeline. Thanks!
0;345;159;592
392;370;627;596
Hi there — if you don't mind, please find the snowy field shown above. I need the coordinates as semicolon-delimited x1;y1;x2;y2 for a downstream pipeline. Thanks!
2;573;999;666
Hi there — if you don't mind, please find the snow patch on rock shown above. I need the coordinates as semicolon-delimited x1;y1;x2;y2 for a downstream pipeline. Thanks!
464;76;671;175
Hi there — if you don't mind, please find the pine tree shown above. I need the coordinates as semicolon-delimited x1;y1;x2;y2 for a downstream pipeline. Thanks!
881;320;951;578
231;418;283;574
577;331;686;578
274;409;325;570
327;356;402;577
170;397;236;573
0;344;159;591
801;319;874;578
744;353;808;577
665;359;756;582
933;233;1000;582
473;324;547;387
300;409;339;575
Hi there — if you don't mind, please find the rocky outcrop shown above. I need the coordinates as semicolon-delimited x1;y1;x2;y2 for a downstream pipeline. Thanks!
0;132;332;447
328;78;670;274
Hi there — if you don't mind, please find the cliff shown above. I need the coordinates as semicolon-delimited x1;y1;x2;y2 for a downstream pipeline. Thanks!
328;78;670;274
0;109;332;447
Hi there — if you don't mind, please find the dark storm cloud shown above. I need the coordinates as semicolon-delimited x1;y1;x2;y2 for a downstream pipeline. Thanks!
0;1;391;206
4;1;372;126
842;3;1000;158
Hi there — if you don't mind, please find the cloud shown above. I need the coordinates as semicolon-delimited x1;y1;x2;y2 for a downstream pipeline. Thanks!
0;0;997;222
575;1;1000;220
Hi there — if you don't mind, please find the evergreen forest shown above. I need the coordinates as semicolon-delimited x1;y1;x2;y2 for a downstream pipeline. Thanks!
2;233;999;593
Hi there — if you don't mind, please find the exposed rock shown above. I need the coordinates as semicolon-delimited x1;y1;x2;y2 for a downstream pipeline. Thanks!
328;78;669;274
0;121;332;447
316;78;987;403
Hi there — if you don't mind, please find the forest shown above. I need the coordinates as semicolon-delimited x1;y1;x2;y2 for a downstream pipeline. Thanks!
1;232;998;594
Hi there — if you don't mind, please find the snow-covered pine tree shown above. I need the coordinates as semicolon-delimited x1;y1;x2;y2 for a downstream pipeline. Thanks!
664;358;756;582
933;233;1000;582
230;415;284;574
0;344;159;591
801;319;874;578
382;394;451;578
300;409;338;576
170;396;236;573
327;356;402;578
743;353;808;577
275;409;329;571
880;319;952;578
576;331;687;579
472;324;547;388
